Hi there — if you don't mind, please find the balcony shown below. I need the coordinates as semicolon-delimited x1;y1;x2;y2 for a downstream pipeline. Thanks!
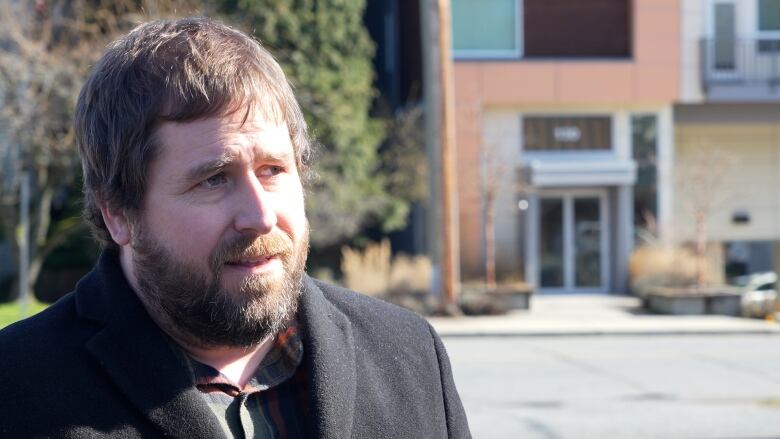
700;38;780;101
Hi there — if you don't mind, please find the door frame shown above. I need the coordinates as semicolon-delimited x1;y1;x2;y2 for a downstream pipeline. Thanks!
536;188;610;294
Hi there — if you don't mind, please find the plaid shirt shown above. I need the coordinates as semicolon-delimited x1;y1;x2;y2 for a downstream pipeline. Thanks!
185;323;309;438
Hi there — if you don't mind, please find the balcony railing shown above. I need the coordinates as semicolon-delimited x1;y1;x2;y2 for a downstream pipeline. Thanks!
700;38;780;98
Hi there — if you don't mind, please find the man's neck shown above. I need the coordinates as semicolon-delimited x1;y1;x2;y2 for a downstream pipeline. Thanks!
183;336;275;388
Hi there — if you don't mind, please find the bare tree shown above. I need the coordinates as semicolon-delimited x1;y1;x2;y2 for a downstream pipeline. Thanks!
0;0;194;300
480;143;505;291
481;140;532;291
675;145;737;289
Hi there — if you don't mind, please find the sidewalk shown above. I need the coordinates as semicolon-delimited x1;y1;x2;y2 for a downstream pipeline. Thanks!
427;294;780;337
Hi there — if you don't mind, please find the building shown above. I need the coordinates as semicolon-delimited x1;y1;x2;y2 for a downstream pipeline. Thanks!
451;0;680;293
678;0;780;279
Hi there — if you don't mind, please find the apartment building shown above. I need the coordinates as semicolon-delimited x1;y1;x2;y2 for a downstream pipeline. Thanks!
451;0;680;293
679;0;780;279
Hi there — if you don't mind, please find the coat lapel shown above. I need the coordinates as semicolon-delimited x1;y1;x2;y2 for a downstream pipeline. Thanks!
76;252;226;439
298;276;357;439
76;253;359;439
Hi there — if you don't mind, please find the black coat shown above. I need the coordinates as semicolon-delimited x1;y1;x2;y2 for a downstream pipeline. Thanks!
0;252;471;438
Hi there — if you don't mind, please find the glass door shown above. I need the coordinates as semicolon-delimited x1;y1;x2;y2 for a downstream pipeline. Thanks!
574;197;603;288
538;191;608;293
713;2;736;71
707;1;739;81
539;198;565;288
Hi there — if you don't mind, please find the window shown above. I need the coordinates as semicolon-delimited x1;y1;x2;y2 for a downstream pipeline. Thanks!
631;115;658;243
523;116;611;151
758;0;780;52
725;241;775;278
759;0;780;31
451;0;520;58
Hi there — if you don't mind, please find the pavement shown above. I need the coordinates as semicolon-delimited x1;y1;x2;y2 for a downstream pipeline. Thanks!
427;294;780;337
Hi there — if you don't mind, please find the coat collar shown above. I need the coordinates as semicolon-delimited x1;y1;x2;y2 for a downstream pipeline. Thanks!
298;276;357;438
75;251;358;439
75;251;226;439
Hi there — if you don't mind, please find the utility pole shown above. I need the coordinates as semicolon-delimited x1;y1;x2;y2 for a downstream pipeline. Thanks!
421;0;460;312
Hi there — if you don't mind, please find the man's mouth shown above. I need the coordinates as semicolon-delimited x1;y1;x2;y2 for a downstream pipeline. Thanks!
221;252;285;277
227;255;276;266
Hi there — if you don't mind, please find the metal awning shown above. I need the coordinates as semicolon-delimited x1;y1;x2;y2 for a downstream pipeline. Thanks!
527;159;637;187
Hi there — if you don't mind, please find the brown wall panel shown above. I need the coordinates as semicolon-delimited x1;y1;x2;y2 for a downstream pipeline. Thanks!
524;0;631;57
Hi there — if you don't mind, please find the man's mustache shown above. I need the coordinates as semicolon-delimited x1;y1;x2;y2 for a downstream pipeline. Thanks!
210;232;293;273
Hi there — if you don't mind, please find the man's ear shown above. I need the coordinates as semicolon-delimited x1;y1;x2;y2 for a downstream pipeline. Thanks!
99;202;132;246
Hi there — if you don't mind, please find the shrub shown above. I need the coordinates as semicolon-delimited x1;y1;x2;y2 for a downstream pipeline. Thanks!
341;239;392;297
389;254;432;295
341;239;432;297
629;245;709;296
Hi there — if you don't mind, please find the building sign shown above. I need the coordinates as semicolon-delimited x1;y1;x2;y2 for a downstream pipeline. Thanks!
524;116;611;151
553;126;582;142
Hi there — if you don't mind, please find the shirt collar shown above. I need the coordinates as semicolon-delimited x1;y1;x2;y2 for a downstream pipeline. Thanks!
187;321;304;396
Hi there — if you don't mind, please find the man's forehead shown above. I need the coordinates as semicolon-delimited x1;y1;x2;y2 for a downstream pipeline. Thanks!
160;103;284;131
156;108;290;148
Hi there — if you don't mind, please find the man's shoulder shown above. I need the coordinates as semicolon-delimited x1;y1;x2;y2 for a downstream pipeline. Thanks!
0;292;96;411
311;278;426;319
307;277;436;342
0;293;88;359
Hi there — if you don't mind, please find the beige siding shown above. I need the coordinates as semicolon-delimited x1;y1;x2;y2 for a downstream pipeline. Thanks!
674;122;780;242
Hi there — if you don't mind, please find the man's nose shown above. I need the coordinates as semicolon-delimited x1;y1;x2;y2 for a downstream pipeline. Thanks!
233;173;277;235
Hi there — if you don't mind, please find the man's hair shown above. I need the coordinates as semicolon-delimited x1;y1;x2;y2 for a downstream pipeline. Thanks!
75;17;312;249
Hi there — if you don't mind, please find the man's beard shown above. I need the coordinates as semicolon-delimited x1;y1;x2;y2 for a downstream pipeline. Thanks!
131;225;309;349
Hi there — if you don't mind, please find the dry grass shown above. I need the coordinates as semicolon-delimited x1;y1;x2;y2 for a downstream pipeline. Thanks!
629;245;713;295
341;239;432;297
389;253;432;294
341;239;391;296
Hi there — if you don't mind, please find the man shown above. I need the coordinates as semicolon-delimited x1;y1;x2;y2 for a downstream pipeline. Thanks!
0;18;470;438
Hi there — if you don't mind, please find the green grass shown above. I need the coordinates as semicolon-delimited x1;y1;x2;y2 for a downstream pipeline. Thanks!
0;300;49;329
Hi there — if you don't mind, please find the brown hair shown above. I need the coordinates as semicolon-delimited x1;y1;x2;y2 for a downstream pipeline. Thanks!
75;17;312;249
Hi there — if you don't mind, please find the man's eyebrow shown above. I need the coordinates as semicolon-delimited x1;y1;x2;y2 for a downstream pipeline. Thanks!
260;149;295;163
182;149;294;183
184;153;238;183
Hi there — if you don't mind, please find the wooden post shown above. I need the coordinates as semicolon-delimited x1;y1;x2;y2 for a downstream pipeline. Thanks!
436;0;460;309
421;0;461;311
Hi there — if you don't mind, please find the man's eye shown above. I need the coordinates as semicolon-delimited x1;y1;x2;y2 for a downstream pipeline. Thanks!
258;165;284;177
200;173;227;188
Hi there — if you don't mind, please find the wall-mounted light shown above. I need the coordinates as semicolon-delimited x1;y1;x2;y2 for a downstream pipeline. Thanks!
518;199;529;211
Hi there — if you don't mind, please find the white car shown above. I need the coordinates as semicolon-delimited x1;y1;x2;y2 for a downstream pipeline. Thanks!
731;272;777;318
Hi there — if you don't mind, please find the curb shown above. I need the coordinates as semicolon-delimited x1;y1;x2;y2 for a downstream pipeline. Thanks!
436;328;780;338
430;316;780;338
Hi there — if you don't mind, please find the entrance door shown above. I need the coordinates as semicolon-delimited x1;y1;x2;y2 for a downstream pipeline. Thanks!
538;190;609;293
